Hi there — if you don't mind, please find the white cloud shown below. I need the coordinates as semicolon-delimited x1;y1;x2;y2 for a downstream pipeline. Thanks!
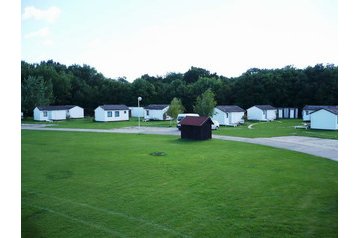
42;39;54;47
22;6;61;23
24;27;49;39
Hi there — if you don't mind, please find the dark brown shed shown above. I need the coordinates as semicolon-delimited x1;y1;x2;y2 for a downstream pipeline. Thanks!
179;116;213;140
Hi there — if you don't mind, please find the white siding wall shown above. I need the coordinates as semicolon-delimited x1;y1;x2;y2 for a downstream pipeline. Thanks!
266;110;276;121
247;107;276;121
247;107;264;120
94;107;105;121
129;107;145;117
212;108;228;125
144;107;170;120
95;107;129;122
303;110;314;121
33;107;47;121
49;110;67;120
69;106;84;118
278;109;283;118
230;112;245;124
310;110;338;130
289;109;295;118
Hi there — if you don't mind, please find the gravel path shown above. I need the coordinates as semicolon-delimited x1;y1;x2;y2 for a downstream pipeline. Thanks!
22;124;338;161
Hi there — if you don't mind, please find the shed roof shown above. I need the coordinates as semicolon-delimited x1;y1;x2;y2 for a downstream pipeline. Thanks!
311;107;338;115
37;105;77;111
144;104;169;110
303;105;338;111
254;105;276;110
99;104;129;110
180;116;213;126
216;105;245;113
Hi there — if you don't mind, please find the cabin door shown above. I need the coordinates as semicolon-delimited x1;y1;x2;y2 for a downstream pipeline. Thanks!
263;110;267;119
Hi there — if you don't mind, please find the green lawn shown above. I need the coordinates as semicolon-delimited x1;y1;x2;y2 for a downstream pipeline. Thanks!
22;117;174;129
214;119;338;139
22;130;337;237
22;117;338;139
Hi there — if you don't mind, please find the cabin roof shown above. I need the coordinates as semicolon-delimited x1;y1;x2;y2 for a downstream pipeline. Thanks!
180;116;213;126
99;104;129;110
144;104;169;110
37;105;77;111
216;105;245;113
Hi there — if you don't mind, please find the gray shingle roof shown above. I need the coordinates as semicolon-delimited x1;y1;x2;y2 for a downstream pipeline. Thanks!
37;105;77;111
303;105;338;111
216;105;245;113
254;105;276;110
99;104;129;110
144;104;169;110
312;107;338;115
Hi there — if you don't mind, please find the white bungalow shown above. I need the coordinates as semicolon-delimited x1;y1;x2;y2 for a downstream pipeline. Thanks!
129;107;145;118
277;108;299;119
247;105;276;121
310;108;338;130
33;105;84;121
212;105;245;126
302;105;338;121
144;104;171;121
94;105;129;122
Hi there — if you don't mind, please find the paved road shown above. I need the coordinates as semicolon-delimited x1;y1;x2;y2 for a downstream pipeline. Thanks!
22;124;338;161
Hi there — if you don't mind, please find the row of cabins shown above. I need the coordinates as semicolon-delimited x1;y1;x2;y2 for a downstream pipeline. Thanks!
33;104;171;122
32;104;338;130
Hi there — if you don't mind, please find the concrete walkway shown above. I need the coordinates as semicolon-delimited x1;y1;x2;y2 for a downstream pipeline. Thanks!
22;124;338;161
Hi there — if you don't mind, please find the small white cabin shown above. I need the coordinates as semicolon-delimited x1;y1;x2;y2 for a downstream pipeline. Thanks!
302;105;338;121
213;105;245;126
277;108;298;119
33;105;84;121
94;105;129;122
144;104;171;121
310;108;338;130
129;107;145;118
247;105;276;121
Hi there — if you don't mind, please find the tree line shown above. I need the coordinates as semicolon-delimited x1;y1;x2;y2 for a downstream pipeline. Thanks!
21;60;338;116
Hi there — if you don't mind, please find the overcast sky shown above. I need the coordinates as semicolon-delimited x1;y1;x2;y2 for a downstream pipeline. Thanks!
21;0;337;81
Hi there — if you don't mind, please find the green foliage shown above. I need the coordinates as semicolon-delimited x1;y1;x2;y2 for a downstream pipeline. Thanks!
21;76;53;115
193;89;217;116
21;60;338;117
167;97;185;120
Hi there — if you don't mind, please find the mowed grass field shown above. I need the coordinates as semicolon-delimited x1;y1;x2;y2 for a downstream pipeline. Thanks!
22;117;338;139
22;117;172;129
214;119;338;139
22;130;337;237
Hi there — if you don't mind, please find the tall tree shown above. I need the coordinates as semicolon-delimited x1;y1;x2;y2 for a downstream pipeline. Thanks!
21;76;53;116
167;97;185;125
193;89;217;117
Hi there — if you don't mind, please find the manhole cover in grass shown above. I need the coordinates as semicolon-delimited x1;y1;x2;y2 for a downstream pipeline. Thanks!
150;152;167;156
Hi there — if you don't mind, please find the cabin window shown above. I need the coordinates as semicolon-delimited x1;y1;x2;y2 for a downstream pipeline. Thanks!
115;111;120;117
226;113;229;118
43;111;47;117
146;110;149;116
124;110;127;114
107;111;112;117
